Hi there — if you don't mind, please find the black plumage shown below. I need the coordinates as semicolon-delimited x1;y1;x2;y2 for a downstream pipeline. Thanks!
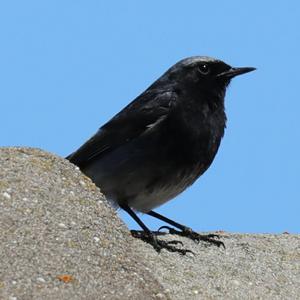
67;56;255;253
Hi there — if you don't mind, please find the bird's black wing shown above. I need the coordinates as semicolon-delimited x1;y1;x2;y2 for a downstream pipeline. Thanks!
66;89;177;169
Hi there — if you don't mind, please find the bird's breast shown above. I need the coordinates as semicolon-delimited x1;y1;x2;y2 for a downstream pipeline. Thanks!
160;104;226;168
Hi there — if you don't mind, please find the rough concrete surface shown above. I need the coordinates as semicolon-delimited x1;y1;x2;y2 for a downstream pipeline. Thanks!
0;147;168;300
0;147;299;300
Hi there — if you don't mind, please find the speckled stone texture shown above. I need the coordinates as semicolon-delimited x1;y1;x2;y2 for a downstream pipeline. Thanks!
1;147;299;300
0;147;168;300
134;233;300;299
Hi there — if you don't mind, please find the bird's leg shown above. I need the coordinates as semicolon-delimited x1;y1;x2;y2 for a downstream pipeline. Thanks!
120;204;193;255
147;210;225;248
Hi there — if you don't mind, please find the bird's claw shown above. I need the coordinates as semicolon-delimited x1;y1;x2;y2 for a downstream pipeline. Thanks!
157;226;225;249
158;225;174;232
131;230;193;255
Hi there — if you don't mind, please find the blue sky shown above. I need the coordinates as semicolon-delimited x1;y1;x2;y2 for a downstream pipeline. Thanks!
1;1;299;234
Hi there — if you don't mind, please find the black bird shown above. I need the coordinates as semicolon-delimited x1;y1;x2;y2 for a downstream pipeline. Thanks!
67;56;255;254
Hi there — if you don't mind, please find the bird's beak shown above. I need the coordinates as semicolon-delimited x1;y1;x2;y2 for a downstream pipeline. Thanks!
217;67;256;79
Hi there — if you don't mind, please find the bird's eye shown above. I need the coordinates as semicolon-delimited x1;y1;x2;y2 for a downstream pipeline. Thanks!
198;64;210;75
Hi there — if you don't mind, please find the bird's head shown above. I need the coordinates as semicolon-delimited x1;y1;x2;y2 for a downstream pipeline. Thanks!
163;56;255;95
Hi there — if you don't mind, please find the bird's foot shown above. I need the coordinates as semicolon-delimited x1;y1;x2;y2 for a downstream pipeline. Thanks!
158;226;225;248
131;230;193;255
